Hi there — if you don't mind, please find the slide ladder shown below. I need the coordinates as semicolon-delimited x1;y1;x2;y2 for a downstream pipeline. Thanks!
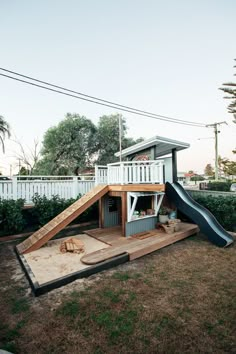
17;184;109;254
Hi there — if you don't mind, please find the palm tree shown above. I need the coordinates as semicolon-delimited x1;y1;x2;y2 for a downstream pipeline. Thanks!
0;115;10;153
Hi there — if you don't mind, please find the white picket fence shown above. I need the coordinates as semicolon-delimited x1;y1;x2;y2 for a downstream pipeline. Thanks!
0;176;95;204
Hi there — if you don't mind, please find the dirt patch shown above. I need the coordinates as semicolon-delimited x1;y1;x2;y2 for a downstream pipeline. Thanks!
0;233;235;354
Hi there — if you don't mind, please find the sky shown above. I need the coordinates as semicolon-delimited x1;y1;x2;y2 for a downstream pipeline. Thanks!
0;0;235;175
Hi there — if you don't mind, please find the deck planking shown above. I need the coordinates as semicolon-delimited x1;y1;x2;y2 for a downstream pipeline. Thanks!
82;223;199;264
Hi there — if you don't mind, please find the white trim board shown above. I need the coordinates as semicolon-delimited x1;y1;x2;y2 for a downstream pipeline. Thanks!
127;192;164;222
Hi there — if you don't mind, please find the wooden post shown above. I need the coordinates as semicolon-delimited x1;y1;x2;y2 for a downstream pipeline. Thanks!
121;192;127;236
99;196;105;228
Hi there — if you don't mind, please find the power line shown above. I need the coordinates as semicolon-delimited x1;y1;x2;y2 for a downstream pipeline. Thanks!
0;67;206;127
0;68;206;127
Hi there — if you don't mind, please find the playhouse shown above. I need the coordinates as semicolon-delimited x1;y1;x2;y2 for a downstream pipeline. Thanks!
16;135;233;295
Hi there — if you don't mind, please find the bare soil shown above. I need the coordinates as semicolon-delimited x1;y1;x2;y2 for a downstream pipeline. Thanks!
0;232;235;354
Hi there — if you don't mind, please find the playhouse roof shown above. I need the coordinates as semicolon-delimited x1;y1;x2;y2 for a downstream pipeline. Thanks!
115;135;190;158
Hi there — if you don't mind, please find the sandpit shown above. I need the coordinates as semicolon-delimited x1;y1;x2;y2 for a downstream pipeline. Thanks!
23;234;109;285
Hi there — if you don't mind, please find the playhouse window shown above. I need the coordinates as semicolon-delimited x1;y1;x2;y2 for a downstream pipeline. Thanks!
135;196;152;212
108;197;118;212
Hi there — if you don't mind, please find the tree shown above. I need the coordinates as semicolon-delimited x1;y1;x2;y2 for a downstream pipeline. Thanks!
190;175;204;181
35;113;143;175
218;155;225;179
220;158;236;179
13;138;41;175
0;115;10;153
204;163;214;177
35;113;97;175
219;59;236;123
96;114;143;165
19;166;30;175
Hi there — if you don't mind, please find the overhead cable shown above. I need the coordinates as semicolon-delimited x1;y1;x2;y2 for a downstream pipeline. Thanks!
0;68;206;127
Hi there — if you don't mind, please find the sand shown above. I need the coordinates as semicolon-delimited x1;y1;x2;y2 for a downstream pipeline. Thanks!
24;234;109;285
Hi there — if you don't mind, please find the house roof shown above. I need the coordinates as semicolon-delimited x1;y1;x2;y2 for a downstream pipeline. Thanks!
115;135;190;159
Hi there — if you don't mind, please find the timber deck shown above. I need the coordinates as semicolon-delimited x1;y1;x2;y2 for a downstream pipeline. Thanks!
82;223;199;264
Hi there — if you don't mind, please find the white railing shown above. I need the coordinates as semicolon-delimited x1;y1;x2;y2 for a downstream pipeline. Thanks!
106;160;164;185
0;176;95;204
95;165;108;185
0;160;165;203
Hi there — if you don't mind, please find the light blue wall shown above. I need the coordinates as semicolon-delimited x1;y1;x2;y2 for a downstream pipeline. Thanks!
125;216;157;237
103;196;121;228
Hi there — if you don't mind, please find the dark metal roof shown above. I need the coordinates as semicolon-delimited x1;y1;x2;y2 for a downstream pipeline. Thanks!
115;135;190;158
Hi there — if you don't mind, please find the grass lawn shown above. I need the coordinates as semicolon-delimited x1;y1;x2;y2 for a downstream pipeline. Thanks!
0;233;235;354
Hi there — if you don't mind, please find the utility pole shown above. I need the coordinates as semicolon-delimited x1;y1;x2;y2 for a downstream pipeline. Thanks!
119;115;122;163
206;121;227;181
18;158;21;176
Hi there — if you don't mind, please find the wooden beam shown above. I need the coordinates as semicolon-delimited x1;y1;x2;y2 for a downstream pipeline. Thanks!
121;192;127;236
99;196;105;228
109;184;165;192
108;191;123;197
151;195;155;210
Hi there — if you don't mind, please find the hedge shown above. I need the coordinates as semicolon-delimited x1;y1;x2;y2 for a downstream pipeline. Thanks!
0;199;25;235
193;195;236;231
207;181;232;192
0;194;98;236
0;193;235;236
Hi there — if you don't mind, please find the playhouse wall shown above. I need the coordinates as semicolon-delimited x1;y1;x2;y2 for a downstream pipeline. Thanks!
125;216;156;237
103;196;121;228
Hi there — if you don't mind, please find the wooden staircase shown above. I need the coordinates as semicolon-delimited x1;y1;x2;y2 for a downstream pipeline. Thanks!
17;185;109;254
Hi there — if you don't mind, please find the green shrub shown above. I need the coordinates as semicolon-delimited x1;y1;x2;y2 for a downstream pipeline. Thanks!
0;193;99;236
208;181;231;192
0;199;25;235
193;195;236;231
32;194;98;226
32;194;80;226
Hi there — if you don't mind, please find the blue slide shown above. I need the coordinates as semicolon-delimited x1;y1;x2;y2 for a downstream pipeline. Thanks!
165;182;234;247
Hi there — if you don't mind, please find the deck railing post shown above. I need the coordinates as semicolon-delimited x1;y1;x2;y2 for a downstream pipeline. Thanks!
95;165;98;185
159;161;163;184
107;165;110;185
12;176;18;200
120;162;124;185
